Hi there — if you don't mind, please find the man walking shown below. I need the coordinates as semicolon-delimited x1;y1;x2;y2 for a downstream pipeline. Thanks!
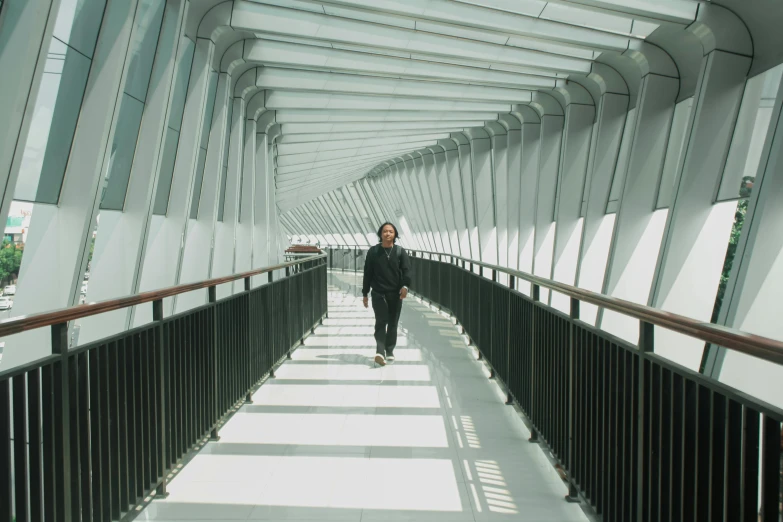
362;222;412;366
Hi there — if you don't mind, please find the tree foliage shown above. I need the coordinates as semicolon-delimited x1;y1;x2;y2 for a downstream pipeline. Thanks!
0;239;23;287
711;176;753;323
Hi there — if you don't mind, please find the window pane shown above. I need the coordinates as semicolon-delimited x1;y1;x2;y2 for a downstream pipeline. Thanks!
718;64;783;201
53;0;107;58
189;146;207;219
605;108;637;213
168;37;195;132
14;38;91;203
153;127;179;215
124;0;165;102
217;100;234;222
656;97;694;209
100;94;144;210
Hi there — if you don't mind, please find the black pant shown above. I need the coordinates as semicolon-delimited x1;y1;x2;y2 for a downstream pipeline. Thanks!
371;291;403;355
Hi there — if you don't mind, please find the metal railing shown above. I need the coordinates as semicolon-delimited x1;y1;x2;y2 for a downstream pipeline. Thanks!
0;254;328;522
330;247;783;522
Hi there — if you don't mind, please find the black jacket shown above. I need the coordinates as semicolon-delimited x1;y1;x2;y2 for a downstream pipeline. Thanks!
362;244;412;297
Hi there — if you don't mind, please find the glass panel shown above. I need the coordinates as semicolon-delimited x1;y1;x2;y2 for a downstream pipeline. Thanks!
656;97;694;209
168;37;195;132
718;64;783;201
14;38;91;203
605;108;637;214
217;165;229;221
53;0;108;58
200;71;219;149
100;94;144;210
190;71;219;219
99;0;164;211
153;37;195;216
189;147;207;219
124;0;165;102
153;127;179;215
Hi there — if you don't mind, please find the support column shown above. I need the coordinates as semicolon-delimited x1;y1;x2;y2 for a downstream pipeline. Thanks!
600;46;681;343
651;35;753;369
576;86;630;324
516;107;542;294
550;84;596;312
531;94;565;302
174;67;228;313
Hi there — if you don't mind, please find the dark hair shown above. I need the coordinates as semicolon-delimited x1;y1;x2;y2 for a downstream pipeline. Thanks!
377;222;399;243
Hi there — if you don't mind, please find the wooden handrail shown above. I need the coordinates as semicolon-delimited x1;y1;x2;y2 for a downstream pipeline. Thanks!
404;249;783;366
0;253;327;339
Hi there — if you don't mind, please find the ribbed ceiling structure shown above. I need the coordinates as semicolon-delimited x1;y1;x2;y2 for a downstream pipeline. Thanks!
215;0;700;212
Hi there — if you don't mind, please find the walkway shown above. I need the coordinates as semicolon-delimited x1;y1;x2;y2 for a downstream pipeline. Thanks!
136;272;592;522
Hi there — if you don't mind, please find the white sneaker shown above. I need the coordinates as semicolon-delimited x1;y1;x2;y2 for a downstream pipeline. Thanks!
374;354;386;366
386;354;395;363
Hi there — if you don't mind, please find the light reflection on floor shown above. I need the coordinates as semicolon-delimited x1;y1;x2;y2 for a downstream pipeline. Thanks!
136;272;592;522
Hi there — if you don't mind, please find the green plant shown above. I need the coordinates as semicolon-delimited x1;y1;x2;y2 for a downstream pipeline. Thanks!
711;176;754;323
0;239;23;286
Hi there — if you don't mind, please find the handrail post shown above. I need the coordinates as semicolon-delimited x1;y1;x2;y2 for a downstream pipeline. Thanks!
529;284;540;444
208;286;220;441
51;322;73;521
153;300;169;497
637;321;654;521
244;277;253;404
492;269;497;282
268;270;273;284
505;280;514;405
565;297;580;503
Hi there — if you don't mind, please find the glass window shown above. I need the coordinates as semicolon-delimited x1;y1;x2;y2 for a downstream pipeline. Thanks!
605;108;637;214
656;97;694;209
153;36;195;216
190;71;219;219
99;94;144;209
14;38;92;203
718;64;783;201
217;100;234;222
98;0;164;211
53;0;106;58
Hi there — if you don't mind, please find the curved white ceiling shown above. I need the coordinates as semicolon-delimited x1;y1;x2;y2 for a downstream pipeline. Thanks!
223;0;700;211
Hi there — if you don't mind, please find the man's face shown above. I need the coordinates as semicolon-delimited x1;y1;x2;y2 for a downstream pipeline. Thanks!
382;225;395;243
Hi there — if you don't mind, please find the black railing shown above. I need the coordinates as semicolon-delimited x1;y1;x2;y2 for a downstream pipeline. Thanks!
0;255;328;522
328;247;783;522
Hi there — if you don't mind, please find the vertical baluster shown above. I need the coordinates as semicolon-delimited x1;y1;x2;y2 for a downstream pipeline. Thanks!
760;415;781;522
637;321;653;522
88;349;105;520
13;374;29;521
52;322;72;521
565;298;580;503
741;408;760;521
1;378;12;522
77;352;92;521
209;286;221;441
28;369;43;522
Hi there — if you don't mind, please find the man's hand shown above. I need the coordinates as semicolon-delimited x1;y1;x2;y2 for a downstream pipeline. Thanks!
363;296;369;308
400;287;408;299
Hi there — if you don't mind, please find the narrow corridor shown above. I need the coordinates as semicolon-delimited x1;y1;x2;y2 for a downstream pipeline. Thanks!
136;272;591;522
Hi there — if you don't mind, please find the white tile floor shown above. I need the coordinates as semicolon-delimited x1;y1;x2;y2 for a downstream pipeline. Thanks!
135;272;593;522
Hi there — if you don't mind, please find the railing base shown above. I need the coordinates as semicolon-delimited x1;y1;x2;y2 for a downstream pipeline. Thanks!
489;368;495;379
155;482;169;499
565;484;580;504
210;428;221;442
529;429;540;444
505;392;514;405
245;392;253;404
